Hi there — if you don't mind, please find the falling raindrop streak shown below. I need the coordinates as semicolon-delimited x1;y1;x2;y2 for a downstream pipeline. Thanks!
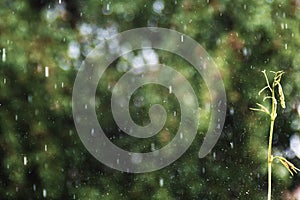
168;86;172;94
43;189;47;198
159;178;164;187
2;48;6;62
23;156;27;165
45;66;49;77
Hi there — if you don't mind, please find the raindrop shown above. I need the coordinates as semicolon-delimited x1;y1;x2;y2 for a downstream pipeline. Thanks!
58;0;61;4
45;66;49;77
213;152;216;159
33;184;36;191
27;95;33;103
180;132;183;139
229;107;234;115
159;178;164;187
43;189;47;198
284;43;288;50
116;158;119;164
230;142;234;149
151;143;155;151
91;128;95;136
61;82;64;88
243;4;247;10
15;114;18;121
23;156;28;165
3;78;6;84
173;111;177;116
68;42;80;59
242;47;249;57
44;144;47;151
168;86;172;94
102;3;112;15
2;48;6;62
180;35;184;42
202;167;206;174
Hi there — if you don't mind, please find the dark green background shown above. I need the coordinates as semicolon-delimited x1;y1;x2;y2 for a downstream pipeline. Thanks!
1;0;300;199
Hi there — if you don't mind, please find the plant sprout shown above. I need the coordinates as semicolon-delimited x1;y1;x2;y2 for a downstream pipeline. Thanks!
250;70;300;200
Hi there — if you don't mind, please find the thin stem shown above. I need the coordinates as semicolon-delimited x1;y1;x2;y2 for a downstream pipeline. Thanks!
267;87;276;200
267;119;275;200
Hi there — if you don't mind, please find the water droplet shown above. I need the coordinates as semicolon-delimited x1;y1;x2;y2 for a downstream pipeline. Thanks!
23;156;27;165
102;3;112;15
91;128;95;136
229;107;234;115
44;144;47;151
2;48;6;62
15;114;18;121
3;78;6;84
33;184;36;191
284;43;288;50
173;111;177;116
27;95;33;103
159;178;164;187
230;142;234;149
168;86;172;94
180;132;183;139
61;82;64;88
45;66;49;77
213;152;216;159
180;35;184;42
43;189;47;198
202;167;206;174
116;158;119;164
58;0;61;4
151;143;155;151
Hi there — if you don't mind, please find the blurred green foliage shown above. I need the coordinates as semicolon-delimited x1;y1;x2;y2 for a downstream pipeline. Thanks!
1;0;300;199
